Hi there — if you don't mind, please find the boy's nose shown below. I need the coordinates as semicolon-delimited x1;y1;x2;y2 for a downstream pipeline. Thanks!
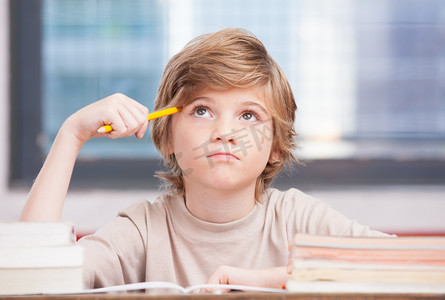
210;118;238;145
214;133;237;145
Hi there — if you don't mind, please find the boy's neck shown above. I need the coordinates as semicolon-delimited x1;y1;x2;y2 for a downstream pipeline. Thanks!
183;181;257;223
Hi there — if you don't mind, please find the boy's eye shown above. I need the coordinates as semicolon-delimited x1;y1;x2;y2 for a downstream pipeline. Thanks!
241;111;259;122
193;106;211;118
196;107;207;116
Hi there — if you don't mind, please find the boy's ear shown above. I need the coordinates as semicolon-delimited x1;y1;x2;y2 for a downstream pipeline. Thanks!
268;149;281;164
166;141;174;155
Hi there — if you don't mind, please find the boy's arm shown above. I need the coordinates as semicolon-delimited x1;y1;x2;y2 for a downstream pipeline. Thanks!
20;124;85;221
206;265;289;290
20;93;149;221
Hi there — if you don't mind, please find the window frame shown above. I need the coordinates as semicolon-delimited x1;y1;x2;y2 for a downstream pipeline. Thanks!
9;0;445;190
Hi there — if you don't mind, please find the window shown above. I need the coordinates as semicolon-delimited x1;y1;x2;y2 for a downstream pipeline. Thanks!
10;0;445;189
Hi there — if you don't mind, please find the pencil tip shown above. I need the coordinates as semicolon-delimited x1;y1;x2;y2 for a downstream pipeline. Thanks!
97;127;106;134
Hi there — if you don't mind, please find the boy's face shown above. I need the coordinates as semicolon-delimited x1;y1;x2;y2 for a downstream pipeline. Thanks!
170;86;276;194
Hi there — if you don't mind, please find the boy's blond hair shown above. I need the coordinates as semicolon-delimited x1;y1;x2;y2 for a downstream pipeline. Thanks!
151;28;297;202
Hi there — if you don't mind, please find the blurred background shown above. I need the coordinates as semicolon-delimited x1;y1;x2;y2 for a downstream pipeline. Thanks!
1;0;444;236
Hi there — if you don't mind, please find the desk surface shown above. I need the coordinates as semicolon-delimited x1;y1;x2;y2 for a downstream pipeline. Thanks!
1;293;445;300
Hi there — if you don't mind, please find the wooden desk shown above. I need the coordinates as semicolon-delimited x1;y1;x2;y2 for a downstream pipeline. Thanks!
1;293;445;300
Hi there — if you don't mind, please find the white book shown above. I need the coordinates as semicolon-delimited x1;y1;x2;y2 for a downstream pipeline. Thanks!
0;245;83;269
0;221;84;296
0;265;84;295
286;280;445;294
0;221;76;247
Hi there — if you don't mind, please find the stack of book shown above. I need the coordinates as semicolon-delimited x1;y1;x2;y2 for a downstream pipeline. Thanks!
0;221;84;295
286;234;445;294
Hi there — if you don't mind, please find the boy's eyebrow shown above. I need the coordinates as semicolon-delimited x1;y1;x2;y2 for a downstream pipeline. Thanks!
188;96;215;105
187;97;269;115
242;101;268;115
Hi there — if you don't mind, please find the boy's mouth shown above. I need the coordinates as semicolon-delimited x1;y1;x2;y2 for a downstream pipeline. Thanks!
207;152;240;161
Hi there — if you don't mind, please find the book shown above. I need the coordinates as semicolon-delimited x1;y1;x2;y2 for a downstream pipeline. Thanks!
291;260;445;283
0;221;76;247
0;221;84;295
286;281;445;294
286;234;445;294
289;234;445;264
46;281;286;295
291;233;445;249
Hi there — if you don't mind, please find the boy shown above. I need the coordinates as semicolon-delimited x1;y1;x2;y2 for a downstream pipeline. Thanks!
21;28;387;290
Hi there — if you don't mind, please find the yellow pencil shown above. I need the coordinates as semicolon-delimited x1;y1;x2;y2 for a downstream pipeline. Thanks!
97;107;182;133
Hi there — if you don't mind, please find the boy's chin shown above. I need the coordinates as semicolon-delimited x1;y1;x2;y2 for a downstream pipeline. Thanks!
200;172;259;190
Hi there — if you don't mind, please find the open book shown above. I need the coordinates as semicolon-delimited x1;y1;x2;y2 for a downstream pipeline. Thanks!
47;281;286;295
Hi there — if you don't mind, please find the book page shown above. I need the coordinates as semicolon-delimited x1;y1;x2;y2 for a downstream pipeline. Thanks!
45;281;285;295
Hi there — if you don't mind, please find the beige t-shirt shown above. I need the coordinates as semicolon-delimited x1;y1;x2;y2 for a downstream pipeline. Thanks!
78;188;387;289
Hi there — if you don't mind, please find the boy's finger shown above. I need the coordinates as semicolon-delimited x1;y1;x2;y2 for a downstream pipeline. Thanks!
116;107;140;133
286;262;292;274
202;287;230;294
123;100;149;127
102;110;127;136
135;119;150;139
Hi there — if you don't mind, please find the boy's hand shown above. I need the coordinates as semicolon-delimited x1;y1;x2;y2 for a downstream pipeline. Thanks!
206;265;289;293
21;93;149;222
62;93;149;145
287;235;298;274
